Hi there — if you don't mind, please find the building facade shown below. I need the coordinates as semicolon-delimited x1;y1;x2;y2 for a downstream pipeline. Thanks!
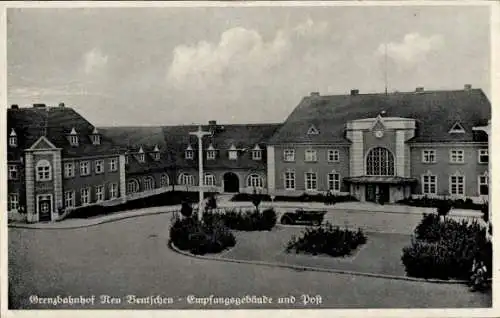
7;85;491;222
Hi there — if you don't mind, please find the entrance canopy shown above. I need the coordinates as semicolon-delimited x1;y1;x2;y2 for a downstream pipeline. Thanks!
344;176;417;185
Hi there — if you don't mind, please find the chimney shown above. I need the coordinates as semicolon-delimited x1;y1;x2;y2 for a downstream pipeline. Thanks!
350;89;359;96
310;92;320;97
10;104;19;109
415;87;424;93
33;103;46;108
208;120;217;133
464;84;472;91
59;102;65;107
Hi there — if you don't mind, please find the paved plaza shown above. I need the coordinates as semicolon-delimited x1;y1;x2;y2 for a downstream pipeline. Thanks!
8;211;491;309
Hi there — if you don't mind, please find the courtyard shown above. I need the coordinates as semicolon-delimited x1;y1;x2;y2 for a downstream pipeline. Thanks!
8;210;491;309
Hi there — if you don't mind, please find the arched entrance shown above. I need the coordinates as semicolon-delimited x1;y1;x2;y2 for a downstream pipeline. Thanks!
223;172;240;193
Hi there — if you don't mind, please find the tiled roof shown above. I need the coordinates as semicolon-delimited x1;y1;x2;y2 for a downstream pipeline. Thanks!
100;123;282;173
7;105;125;160
268;89;491;144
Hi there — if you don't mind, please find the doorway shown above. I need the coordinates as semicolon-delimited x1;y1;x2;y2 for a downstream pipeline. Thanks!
38;194;52;222
365;184;390;204
223;172;240;193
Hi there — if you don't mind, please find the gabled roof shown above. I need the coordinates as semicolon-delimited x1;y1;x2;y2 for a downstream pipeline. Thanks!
268;89;491;144
7;106;124;160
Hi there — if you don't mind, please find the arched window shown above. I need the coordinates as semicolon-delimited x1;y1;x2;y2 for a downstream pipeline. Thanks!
143;176;155;191
160;174;169;187
247;174;264;188
179;173;194;186
366;147;394;176
204;173;216;186
127;179;139;193
36;160;52;181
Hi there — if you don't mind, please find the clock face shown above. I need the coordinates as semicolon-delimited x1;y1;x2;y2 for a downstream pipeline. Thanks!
374;130;384;138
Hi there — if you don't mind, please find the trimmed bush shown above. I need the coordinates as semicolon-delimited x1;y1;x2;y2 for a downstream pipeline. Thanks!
211;208;277;231
169;215;236;255
286;223;367;257
402;213;492;280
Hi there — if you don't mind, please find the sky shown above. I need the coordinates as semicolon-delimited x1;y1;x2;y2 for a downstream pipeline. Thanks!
6;4;491;127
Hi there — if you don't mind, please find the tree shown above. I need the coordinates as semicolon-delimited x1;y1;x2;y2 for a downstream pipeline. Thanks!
180;200;193;218
251;188;263;212
437;199;452;221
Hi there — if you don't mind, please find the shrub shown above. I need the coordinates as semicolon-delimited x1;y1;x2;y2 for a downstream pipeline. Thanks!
214;208;277;231
402;213;492;280
286;223;367;257
180;201;193;218
230;193;357;204
205;195;217;212
397;197;483;210
169;215;236;255
436;200;452;219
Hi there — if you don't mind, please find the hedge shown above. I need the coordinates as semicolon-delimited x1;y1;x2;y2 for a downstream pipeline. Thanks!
397;197;485;211
402;213;492;280
66;191;218;219
169;215;236;255
230;192;357;204
286;223;367;257
204;208;277;231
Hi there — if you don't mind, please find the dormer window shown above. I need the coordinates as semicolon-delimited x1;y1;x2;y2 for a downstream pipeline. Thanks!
138;147;145;163
252;145;262;160
153;145;160;161
90;127;101;145
185;145;194;160
207;144;216;160
228;145;238;160
449;121;466;134
9;129;17;148
307;125;319;135
68;127;79;146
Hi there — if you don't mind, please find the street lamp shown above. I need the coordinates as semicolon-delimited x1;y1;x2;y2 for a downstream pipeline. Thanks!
189;125;212;221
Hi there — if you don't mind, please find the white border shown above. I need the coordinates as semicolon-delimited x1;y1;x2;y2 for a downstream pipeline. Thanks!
1;1;499;318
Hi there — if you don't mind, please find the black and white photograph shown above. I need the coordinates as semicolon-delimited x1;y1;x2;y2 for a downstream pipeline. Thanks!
3;1;497;314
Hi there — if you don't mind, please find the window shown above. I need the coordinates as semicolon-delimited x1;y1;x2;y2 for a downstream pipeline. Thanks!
449;149;465;163
449;122;466;134
204;174;216;186
81;188;91;205
307;125;319;135
284;170;295;190
252;150;262;160
125;155;129;165
95;160;104;174
80;161;90;176
36;160;52;181
478;149;488;164
91;135;101;145
95;185;105;202
366;147;394;176
109;158;118;172
138;153;145;163
109;183;118;199
8;164;18;180
422;149;436;163
127;179;139;193
153;152;160;161
185;150;194;160
449;174;465;196
143;176;155;191
422;174;437;195
160;174;169;187
207;150;216;160
478;173;488;196
328;150;340;162
247;174;264;188
305;149;317;162
228;150;238;160
64;191;75;208
179;173;194;186
284;149;295;162
8;193;19;211
64;162;75;178
327;172;341;192
9;130;17;147
305;172;318;191
69;135;79;146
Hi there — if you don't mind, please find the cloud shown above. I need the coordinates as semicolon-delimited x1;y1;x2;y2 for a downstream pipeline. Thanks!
376;33;444;68
166;19;329;90
82;48;108;75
